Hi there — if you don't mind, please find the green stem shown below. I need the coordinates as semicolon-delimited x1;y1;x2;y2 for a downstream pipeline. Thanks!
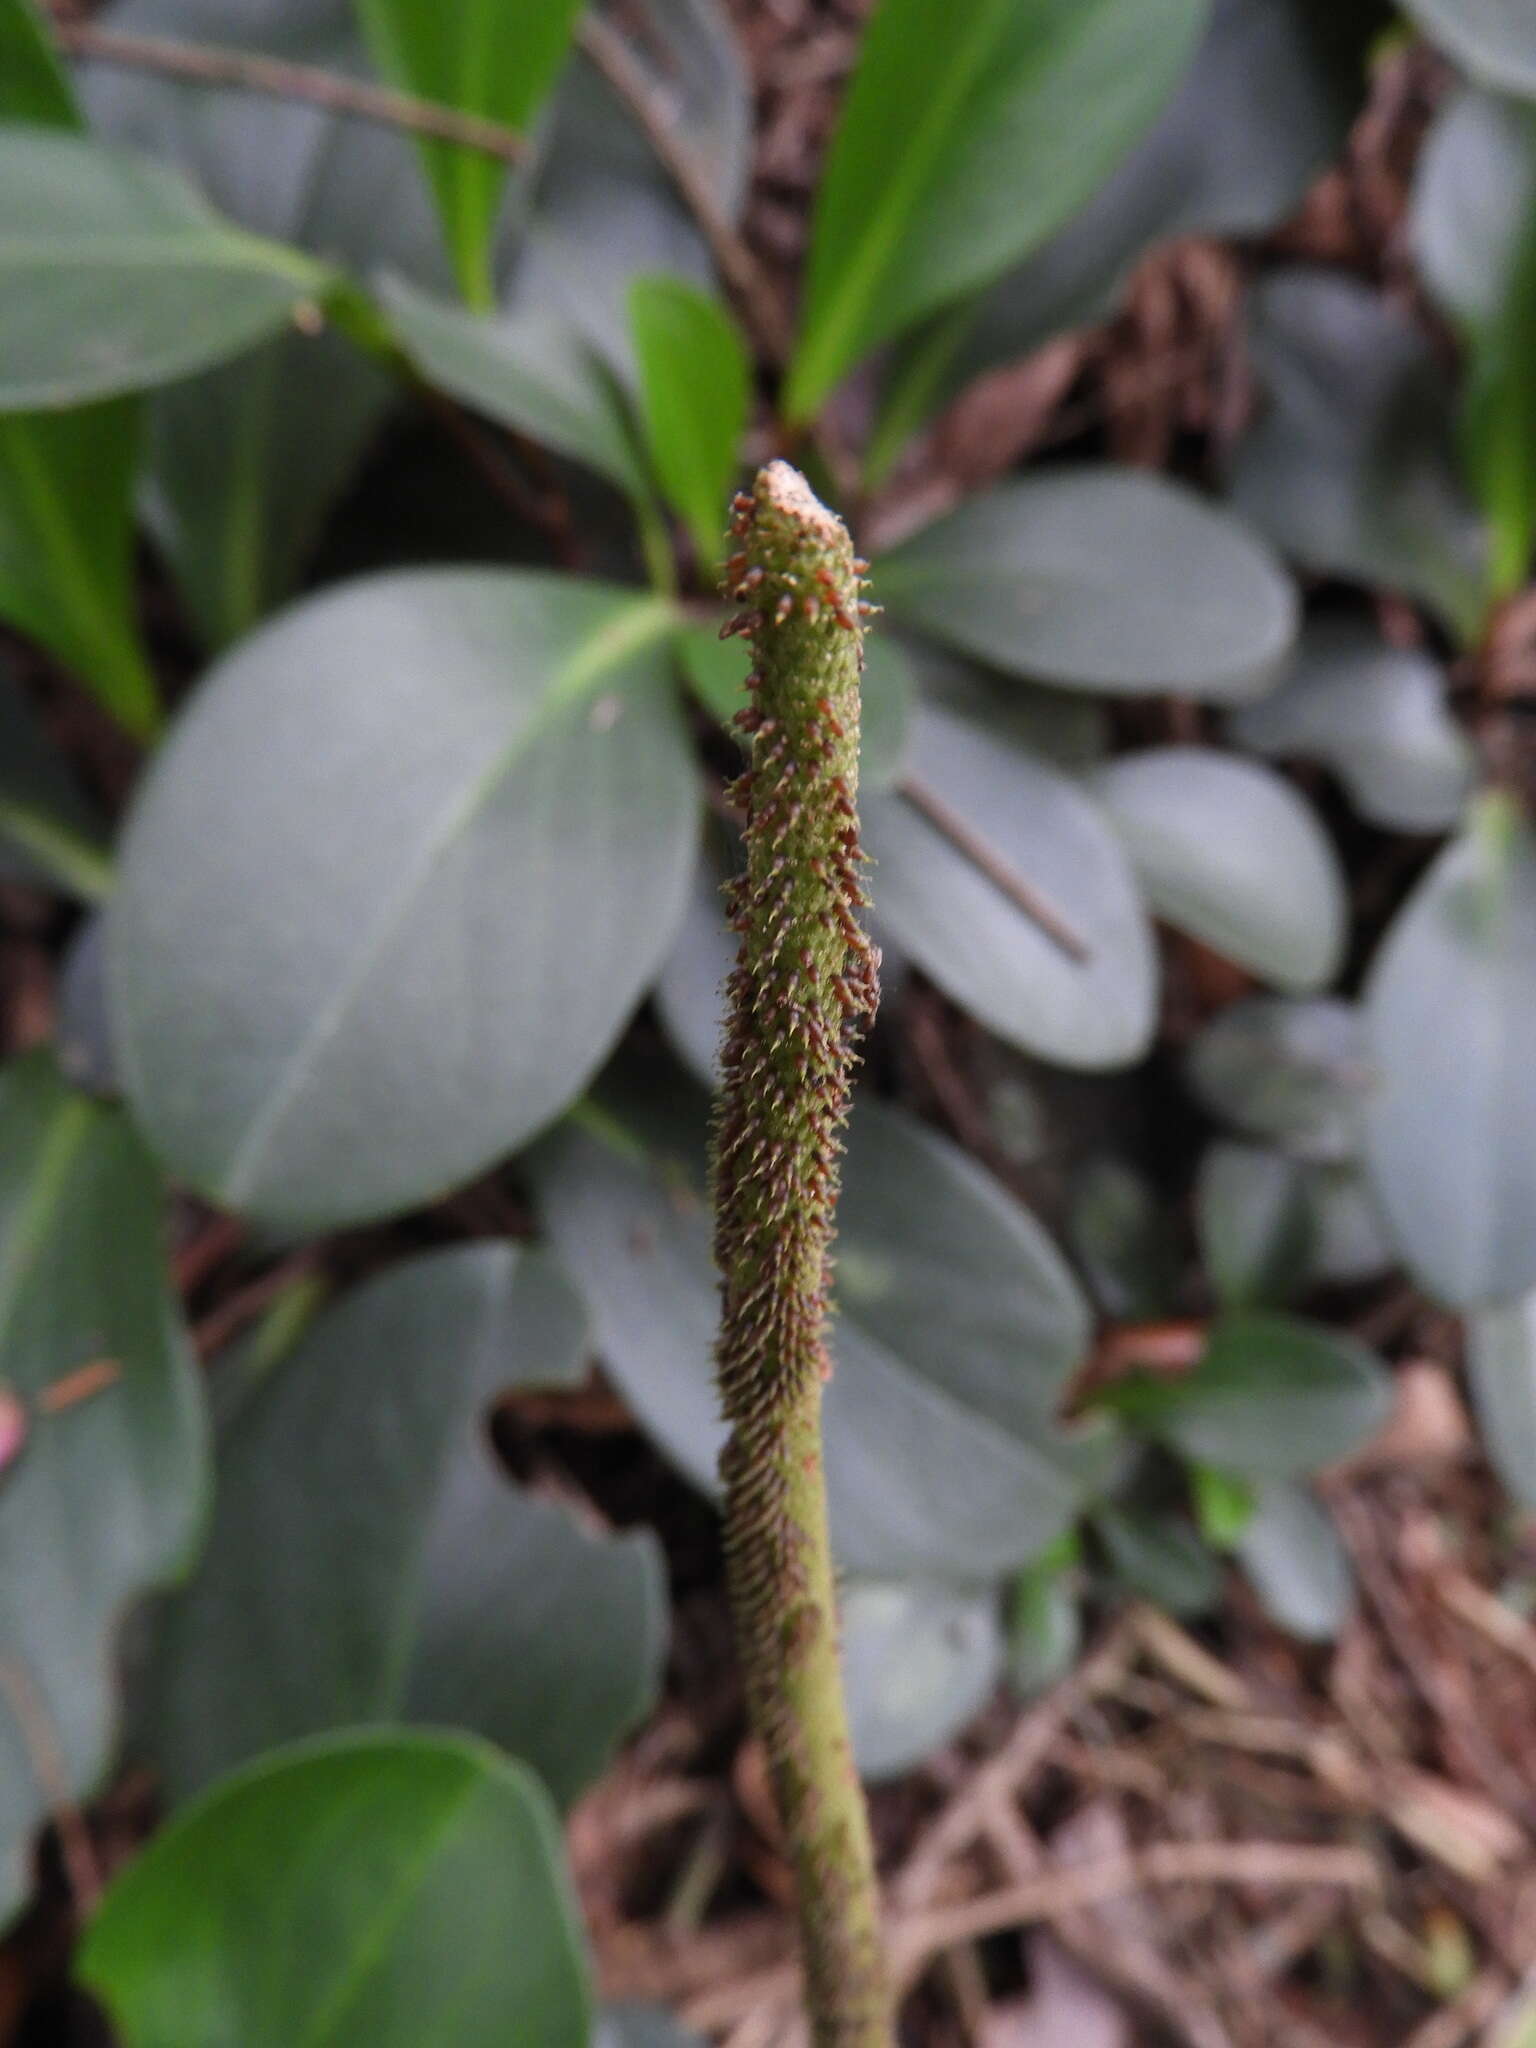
711;462;891;2045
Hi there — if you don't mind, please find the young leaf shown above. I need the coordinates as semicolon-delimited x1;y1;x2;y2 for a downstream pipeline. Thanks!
0;129;331;406
532;1074;1104;1581
0;1053;209;1930
0;664;112;901
1400;0;1536;100
356;0;583;308
875;0;1375;447
77;1731;591;2048
628;275;750;569
1363;793;1536;1307
0;0;77;126
1007;1540;1083;1698
862;706;1157;1070
140;1245;664;1808
1106;1313;1392;1477
879;468;1297;700
1230;620;1473;834
0;403;159;736
783;0;1208;421
108;571;694;1229
839;1581;1002;1781
1226;268;1488;642
1090;748;1346;993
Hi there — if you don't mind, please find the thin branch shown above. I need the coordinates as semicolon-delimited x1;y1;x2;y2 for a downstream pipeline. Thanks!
52;21;530;163
576;12;791;365
899;773;1092;963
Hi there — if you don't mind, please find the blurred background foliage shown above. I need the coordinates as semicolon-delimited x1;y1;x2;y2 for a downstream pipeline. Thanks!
3;0;1536;2040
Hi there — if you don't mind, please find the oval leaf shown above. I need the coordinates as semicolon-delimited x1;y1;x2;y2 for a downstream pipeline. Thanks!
880;468;1296;699
784;0;1208;419
77;1731;591;2048
1230;620;1473;833
531;1074;1103;1580
1092;747;1346;991
141;1245;663;1808
1363;793;1536;1307
841;1581;1002;1782
0;1053;209;1929
1401;0;1536;100
864;706;1157;1069
1235;1482;1354;1641
109;571;695;1229
1113;1312;1392;1478
0;128;328;406
1196;1140;1314;1310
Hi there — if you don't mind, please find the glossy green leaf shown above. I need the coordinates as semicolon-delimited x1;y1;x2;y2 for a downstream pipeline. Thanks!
1196;1141;1314;1310
1230;620;1473;833
0;665;111;902
357;0;582;307
1108;1313;1391;1477
880;0;1374;446
1362;793;1536;1307
1186;996;1369;1160
880;468;1296;699
629;276;750;569
783;0;1208;420
383;272;648;497
77;1730;591;2048
1467;1292;1536;1509
0;0;76;127
0;1053;209;1929
1235;1483;1353;1640
1401;0;1536;99
1190;1465;1256;1549
109;571;695;1229
841;1581;1001;1781
863;706;1157;1069
532;1075;1103;1579
1096;1506;1223;1617
1091;748;1346;992
0;127;330;407
141;1244;663;1808
1227;267;1487;641
0;402;159;734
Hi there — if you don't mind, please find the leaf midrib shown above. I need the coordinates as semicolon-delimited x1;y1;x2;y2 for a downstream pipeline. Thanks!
219;593;676;1202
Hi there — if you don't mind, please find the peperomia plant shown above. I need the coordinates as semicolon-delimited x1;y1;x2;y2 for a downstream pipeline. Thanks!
1;0;1536;2039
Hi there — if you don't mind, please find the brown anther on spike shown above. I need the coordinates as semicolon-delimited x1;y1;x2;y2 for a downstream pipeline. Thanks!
720;612;755;640
774;593;795;624
852;557;869;575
